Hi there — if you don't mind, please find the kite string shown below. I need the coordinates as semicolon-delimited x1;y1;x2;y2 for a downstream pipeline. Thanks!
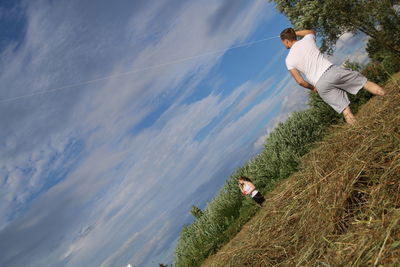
0;35;280;103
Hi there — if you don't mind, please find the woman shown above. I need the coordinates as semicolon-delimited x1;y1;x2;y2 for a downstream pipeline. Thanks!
238;176;265;206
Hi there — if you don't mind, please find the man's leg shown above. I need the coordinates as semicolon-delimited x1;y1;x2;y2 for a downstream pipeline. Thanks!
363;81;385;96
342;106;357;125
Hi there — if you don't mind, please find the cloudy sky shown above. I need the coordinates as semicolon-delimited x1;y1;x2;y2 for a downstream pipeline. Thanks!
0;0;369;266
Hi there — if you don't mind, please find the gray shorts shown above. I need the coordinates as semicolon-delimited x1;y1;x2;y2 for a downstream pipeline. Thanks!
315;65;368;113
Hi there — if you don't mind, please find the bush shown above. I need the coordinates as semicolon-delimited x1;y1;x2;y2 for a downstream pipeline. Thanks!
174;108;333;266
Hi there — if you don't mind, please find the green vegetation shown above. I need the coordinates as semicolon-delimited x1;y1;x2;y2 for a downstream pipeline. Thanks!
203;74;400;266
174;64;389;267
173;2;400;266
190;205;204;220
175;100;330;266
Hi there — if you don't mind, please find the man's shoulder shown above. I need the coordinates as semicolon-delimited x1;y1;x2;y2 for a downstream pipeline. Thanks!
285;52;292;61
297;35;315;46
285;50;297;69
303;33;316;40
291;35;317;56
286;47;299;61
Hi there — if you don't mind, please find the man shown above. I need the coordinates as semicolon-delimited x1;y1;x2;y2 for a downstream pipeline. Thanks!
280;28;385;124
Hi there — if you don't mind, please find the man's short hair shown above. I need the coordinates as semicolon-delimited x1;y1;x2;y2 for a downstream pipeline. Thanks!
280;28;296;41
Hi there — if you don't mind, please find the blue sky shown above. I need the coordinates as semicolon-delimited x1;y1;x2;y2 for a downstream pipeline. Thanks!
0;0;369;266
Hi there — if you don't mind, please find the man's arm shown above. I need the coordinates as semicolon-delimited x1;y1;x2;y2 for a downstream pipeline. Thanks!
289;69;317;92
295;29;315;37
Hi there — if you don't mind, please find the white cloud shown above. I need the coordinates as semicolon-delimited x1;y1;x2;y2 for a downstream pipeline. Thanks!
0;0;368;264
0;0;283;266
4;0;371;266
330;32;370;65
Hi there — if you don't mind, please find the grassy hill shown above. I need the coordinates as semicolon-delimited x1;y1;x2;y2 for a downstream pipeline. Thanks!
202;74;400;266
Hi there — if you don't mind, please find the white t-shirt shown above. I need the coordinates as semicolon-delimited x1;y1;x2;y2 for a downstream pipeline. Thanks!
243;183;252;195
285;34;332;86
243;183;258;197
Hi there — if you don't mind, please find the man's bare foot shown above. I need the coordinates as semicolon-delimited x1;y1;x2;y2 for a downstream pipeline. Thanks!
343;106;357;125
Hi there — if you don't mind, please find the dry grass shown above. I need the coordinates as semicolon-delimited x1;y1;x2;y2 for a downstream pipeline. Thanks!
203;74;400;267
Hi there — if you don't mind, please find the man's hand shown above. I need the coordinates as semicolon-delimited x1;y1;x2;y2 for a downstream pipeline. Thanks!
311;86;318;93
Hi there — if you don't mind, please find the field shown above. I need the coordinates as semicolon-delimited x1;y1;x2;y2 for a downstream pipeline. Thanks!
202;74;400;266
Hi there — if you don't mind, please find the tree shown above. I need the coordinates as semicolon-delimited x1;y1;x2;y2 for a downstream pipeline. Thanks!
269;0;400;55
366;38;400;75
190;205;204;219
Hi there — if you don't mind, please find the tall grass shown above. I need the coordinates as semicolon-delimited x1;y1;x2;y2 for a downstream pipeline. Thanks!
203;73;400;267
173;63;391;267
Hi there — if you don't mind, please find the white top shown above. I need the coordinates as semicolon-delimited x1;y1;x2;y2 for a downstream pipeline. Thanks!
243;183;252;195
285;34;332;86
243;183;258;197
